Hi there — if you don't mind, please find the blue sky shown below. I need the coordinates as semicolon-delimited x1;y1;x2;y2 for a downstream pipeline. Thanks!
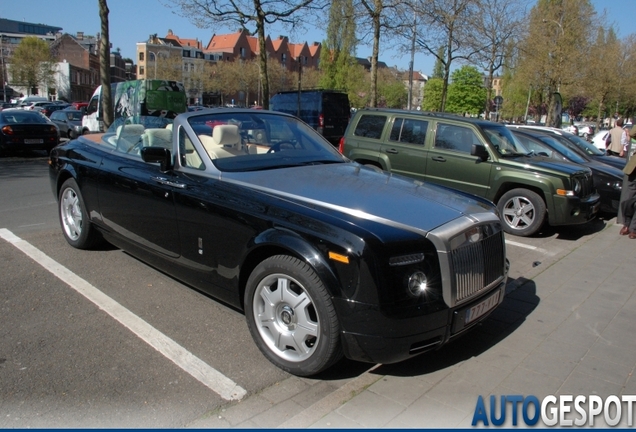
0;0;631;77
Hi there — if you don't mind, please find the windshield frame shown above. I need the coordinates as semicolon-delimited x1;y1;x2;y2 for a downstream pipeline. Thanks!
481;124;531;157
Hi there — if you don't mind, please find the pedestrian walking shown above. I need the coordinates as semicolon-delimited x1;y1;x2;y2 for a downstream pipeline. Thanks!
607;118;626;156
617;125;636;233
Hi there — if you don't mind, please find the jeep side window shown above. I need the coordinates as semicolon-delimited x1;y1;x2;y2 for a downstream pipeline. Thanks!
354;114;386;139
434;124;478;154
390;118;428;145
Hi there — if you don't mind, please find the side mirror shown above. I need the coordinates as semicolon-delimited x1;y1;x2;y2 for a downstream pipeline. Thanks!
471;144;489;161
141;147;173;172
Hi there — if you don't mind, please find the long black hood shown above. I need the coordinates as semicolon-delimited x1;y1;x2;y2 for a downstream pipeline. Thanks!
224;163;497;234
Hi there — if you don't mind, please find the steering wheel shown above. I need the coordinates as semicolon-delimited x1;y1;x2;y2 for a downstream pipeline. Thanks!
267;141;298;153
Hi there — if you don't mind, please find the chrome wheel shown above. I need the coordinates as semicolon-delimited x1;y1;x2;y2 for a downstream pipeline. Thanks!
58;178;102;249
501;196;535;230
61;186;83;241
497;188;546;237
252;273;319;363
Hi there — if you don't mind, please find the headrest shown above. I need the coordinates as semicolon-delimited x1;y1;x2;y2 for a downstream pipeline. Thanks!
116;124;145;136
212;124;240;147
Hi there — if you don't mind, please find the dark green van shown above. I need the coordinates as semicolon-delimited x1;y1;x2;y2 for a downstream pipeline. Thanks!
270;90;350;145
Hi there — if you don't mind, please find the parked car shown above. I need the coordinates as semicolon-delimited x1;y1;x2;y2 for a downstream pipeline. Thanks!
509;128;623;214
70;101;89;110
36;103;70;117
270;90;351;145
509;125;626;171
340;108;600;237
22;100;52;111
50;109;83;139
49;109;509;376
0;102;16;111
0;110;59;155
575;123;595;140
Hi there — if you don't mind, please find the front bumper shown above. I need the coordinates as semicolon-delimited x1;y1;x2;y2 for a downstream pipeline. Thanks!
335;278;507;365
549;192;600;226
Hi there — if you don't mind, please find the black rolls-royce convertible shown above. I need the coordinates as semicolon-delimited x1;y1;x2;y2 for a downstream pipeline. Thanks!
49;109;509;376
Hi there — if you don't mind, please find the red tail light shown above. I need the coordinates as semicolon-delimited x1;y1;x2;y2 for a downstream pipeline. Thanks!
319;113;324;127
338;136;345;153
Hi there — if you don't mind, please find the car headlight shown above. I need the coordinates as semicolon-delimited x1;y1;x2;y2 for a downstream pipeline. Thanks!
558;178;581;197
73;125;83;131
407;271;428;296
389;252;441;301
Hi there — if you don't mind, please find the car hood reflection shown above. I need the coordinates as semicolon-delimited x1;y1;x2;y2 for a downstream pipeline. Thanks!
224;163;495;233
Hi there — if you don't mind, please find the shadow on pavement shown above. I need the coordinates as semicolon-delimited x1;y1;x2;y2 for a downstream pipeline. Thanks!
531;217;607;240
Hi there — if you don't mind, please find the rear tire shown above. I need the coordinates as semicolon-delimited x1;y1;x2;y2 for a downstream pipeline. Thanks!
244;255;342;376
497;188;546;237
58;178;102;249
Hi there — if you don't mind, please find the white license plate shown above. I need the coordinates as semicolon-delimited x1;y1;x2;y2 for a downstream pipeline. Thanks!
24;139;43;144
465;290;500;325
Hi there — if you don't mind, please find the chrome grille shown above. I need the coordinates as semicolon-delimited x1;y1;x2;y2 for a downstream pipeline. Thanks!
450;229;505;303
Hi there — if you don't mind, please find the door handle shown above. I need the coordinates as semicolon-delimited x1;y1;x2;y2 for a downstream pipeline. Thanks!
151;176;187;189
432;156;446;162
384;148;398;154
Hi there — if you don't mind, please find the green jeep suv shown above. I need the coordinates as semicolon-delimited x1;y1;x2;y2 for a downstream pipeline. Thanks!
339;109;600;236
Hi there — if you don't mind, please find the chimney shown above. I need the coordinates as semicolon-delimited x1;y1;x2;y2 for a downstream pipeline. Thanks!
77;31;84;40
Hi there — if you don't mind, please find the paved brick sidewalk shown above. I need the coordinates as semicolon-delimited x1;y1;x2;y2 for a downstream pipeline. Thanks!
189;219;636;428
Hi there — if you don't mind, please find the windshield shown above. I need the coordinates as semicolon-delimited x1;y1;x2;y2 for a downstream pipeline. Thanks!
0;111;50;124
482;124;530;156
561;133;605;156
534;135;589;164
66;111;84;121
186;111;345;172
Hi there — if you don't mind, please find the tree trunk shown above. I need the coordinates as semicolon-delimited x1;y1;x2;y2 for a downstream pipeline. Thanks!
99;0;113;130
369;0;382;108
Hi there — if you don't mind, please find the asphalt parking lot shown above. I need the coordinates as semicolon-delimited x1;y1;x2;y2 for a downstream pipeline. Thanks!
1;154;631;428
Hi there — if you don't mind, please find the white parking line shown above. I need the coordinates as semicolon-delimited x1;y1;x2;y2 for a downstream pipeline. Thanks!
505;239;548;254
0;228;247;402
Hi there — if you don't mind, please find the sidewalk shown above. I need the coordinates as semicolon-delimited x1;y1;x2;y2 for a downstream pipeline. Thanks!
189;219;636;428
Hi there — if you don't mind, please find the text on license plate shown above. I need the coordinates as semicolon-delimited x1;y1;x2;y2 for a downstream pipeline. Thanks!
465;290;500;325
24;139;43;144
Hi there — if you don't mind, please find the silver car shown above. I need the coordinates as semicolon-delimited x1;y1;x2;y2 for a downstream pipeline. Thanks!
50;110;83;139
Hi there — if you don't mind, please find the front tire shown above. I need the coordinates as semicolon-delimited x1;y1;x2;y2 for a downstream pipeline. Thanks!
244;255;342;376
497;188;546;237
58;178;102;249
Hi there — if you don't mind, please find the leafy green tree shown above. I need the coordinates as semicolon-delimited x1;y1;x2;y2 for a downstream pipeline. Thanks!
9;36;55;96
411;0;479;112
514;0;595;127
431;46;445;79
421;77;443;111
320;0;357;90
446;65;487;115
377;68;407;108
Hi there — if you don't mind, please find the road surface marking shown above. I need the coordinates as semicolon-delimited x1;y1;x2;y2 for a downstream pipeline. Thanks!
505;239;548;254
0;228;246;402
